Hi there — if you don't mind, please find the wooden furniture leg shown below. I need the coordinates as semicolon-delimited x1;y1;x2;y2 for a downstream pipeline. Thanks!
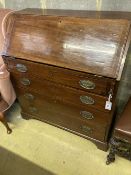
106;97;131;164
0;112;12;134
106;138;120;165
107;137;131;164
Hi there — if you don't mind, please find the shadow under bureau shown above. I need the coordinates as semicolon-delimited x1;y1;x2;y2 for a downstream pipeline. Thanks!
2;9;131;151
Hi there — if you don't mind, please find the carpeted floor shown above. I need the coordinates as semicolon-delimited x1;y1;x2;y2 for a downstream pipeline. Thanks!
0;103;130;175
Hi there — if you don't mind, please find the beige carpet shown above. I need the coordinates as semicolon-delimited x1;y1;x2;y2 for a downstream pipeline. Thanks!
0;103;130;175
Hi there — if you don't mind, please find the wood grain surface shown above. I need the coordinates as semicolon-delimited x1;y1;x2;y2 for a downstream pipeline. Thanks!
2;9;131;150
3;56;116;96
3;9;131;79
17;88;107;141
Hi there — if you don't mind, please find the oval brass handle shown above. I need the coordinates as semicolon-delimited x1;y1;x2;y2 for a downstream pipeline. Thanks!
81;125;92;134
24;93;34;100
29;107;37;113
80;96;95;105
80;111;94;120
20;78;30;86
79;80;95;90
16;64;27;73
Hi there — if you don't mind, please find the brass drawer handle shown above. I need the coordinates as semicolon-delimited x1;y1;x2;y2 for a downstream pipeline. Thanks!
80;111;94;120
79;80;95;90
80;96;95;105
16;64;27;72
29;107;37;113
24;93;34;100
20;78;30;86
81;125;92;134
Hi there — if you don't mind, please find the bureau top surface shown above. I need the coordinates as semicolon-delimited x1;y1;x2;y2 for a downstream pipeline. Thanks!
13;9;131;20
3;9;131;79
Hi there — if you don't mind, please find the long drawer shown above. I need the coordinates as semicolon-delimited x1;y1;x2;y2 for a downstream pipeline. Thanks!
11;73;113;112
17;88;108;141
4;56;116;96
16;87;112;126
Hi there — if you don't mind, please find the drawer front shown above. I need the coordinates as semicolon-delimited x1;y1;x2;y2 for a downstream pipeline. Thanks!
16;88;112;126
17;89;107;141
11;73;112;112
4;56;116;96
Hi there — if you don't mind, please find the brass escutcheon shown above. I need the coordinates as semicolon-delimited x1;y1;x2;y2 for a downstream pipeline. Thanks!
16;64;27;73
80;111;94;120
81;125;92;134
80;96;95;105
20;78;30;86
79;80;95;90
24;93;34;100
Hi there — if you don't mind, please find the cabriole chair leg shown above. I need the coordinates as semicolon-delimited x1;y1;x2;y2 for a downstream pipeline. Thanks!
0;112;12;134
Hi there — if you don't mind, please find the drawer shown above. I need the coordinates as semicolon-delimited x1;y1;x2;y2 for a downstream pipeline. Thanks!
11;73;114;112
17;89;107;141
24;110;107;141
17;88;112;127
3;56;116;96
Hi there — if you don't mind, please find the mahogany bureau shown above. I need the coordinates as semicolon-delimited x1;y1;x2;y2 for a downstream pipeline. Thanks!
2;9;131;151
